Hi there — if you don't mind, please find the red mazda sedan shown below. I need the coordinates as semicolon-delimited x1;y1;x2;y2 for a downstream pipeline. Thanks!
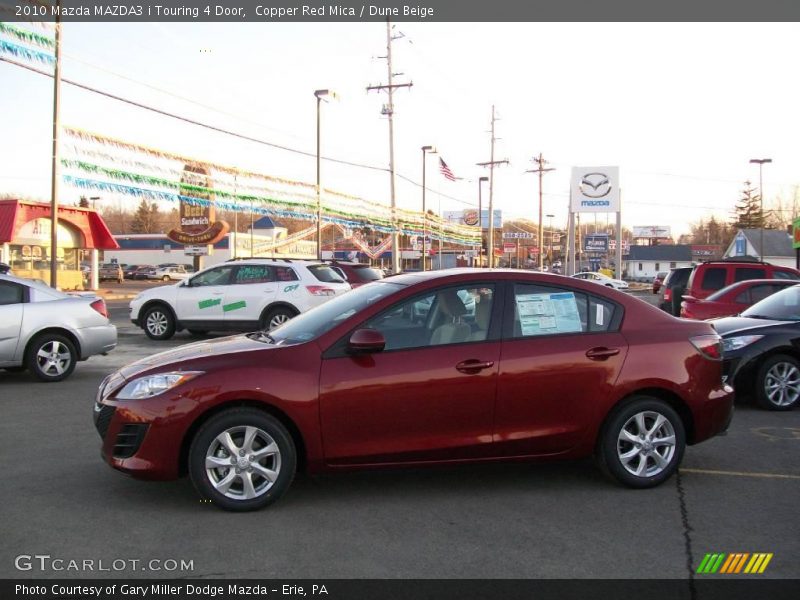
94;269;733;511
680;279;798;320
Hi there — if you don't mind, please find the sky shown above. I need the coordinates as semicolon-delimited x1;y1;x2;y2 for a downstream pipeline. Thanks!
1;21;799;240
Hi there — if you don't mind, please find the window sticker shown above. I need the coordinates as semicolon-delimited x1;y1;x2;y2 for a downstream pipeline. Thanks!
516;292;582;336
595;303;604;326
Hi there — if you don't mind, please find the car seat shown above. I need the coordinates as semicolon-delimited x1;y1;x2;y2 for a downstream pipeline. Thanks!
430;290;471;345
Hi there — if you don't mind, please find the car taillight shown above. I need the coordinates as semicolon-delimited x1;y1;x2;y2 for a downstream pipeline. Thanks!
306;285;335;296
664;288;672;301
690;334;722;360
90;298;108;318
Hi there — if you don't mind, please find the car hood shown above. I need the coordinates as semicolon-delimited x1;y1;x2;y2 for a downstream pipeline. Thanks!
119;334;276;379
709;315;789;336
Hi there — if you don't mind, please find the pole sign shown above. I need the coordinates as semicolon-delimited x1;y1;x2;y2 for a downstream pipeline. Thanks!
584;234;609;253
503;232;534;239
166;163;230;246
570;167;620;213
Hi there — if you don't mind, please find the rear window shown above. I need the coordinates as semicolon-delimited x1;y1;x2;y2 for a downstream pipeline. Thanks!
307;265;345;284
353;266;384;282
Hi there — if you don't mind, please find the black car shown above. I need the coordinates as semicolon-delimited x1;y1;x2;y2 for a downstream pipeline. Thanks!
713;284;800;410
659;267;693;316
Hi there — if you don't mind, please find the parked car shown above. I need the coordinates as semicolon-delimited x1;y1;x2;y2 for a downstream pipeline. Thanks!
659;267;693;316
129;265;155;280
684;258;800;302
130;259;351;339
98;269;732;510
123;264;148;279
150;265;190;282
714;284;800;410
681;279;798;320
0;272;117;381
99;263;124;283
652;271;668;294
571;271;629;290
0;262;11;275
327;261;384;288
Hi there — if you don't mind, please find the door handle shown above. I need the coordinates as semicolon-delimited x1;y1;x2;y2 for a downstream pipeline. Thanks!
455;359;495;374
585;347;620;361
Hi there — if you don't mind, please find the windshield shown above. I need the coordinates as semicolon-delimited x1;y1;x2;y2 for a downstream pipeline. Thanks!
307;264;346;284
741;284;800;321
268;281;403;344
354;266;384;281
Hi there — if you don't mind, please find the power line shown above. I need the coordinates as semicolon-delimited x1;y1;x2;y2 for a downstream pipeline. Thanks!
1;54;480;210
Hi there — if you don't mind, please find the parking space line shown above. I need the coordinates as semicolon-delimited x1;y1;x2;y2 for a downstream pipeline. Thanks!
680;468;800;480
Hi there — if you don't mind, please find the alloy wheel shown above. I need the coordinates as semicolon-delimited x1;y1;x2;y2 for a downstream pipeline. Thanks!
764;361;800;408
146;311;168;336
205;426;282;501
616;411;676;478
35;340;72;377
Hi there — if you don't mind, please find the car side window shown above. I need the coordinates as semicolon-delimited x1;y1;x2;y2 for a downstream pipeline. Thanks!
733;289;751;304
734;267;766;282
511;284;588;338
190;266;235;287
0;281;24;305
701;268;726;291
275;267;298;282
510;284;619;337
750;284;779;303
234;265;274;284
773;271;800;280
362;285;494;351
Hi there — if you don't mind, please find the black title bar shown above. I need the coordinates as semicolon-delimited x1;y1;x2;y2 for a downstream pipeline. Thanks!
2;0;800;23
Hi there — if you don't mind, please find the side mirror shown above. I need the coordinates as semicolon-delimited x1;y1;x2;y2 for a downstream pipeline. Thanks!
348;328;385;354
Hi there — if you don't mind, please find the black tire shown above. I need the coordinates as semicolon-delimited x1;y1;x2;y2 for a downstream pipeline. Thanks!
25;333;77;382
261;306;297;331
143;305;176;340
597;396;685;488
189;408;297;511
162;275;170;282
755;354;800;411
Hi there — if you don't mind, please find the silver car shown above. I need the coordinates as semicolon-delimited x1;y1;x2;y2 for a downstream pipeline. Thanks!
0;273;117;381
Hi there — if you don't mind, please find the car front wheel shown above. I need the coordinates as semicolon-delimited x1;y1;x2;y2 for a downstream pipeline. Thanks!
755;354;800;411
26;333;77;382
598;397;685;488
143;305;176;340
189;409;296;511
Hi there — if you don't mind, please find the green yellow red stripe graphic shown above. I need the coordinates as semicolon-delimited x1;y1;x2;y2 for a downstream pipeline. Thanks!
696;552;773;574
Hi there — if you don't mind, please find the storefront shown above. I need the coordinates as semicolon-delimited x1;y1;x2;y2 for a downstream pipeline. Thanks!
0;199;118;289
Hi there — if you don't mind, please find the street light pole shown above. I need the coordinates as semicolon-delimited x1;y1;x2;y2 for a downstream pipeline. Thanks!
750;158;773;260
314;89;332;260
546;213;555;265
478;176;488;267
421;145;436;271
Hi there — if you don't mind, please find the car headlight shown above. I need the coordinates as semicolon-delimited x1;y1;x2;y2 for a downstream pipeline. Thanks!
722;335;764;352
115;371;203;400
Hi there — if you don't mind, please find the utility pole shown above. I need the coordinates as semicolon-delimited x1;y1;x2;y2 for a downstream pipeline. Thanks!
49;0;62;289
477;106;509;268
367;20;413;274
525;153;555;271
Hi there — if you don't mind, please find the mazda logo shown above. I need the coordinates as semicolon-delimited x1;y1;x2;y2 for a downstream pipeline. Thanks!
580;173;612;198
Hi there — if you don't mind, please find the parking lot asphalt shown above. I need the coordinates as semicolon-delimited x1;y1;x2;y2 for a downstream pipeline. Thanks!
1;294;798;580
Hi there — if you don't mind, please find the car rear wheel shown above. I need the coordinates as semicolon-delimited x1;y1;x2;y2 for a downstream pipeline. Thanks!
189;409;296;511
755;354;800;411
262;307;296;330
598;397;685;488
143;305;176;340
162;275;170;281
26;333;77;382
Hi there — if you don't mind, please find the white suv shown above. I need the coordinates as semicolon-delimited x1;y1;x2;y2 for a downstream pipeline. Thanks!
130;260;351;340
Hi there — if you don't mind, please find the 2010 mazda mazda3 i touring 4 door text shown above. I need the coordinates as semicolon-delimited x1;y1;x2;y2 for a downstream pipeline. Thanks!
94;269;734;511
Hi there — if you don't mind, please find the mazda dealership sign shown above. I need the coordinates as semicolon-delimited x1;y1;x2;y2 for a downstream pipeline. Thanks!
570;166;620;213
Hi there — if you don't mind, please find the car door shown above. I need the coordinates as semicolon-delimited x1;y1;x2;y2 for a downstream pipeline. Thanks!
0;280;25;362
493;281;629;456
223;264;277;327
175;265;236;326
318;283;502;465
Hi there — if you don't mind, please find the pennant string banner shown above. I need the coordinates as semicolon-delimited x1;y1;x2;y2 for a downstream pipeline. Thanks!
60;127;481;246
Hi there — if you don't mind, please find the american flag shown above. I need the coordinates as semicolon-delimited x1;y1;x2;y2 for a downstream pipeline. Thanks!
439;157;456;182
